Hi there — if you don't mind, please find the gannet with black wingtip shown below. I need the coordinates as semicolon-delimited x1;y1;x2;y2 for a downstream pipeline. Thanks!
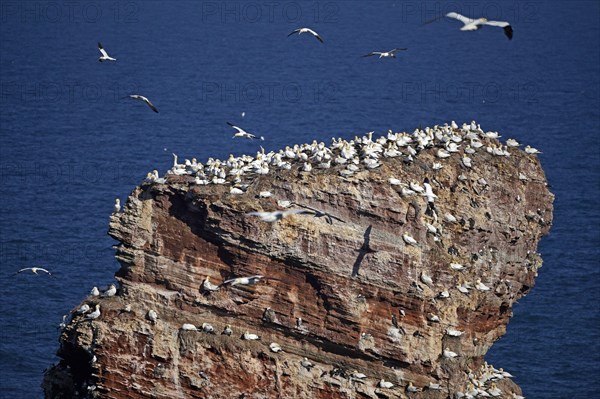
362;48;407;58
222;324;233;336
13;267;55;277
201;323;215;334
443;12;513;40
97;42;116;62
227;122;264;140
287;27;323;43
525;145;542;154
403;233;417;245
126;95;159;113
221;275;265;287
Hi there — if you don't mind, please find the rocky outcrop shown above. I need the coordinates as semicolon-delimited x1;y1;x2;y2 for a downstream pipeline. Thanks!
43;123;553;399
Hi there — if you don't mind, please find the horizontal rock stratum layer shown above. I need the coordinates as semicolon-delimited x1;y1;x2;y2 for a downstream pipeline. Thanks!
43;122;553;399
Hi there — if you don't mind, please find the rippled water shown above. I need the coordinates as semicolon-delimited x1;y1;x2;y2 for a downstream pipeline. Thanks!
0;1;598;397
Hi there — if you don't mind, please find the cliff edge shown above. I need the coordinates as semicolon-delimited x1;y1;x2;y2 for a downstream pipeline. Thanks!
43;122;553;398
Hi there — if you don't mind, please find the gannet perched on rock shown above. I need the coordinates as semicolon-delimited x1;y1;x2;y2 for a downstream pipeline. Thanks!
90;287;100;296
402;233;417;245
201;323;215;334
475;278;491;291
269;342;282;353
101;284;117;297
97;42;116;62
222;325;233;336
300;357;314;370
113;198;121;213
443;348;458;358
525;145;542;154
221;275;265;287
287;27;323;43
379;379;394;389
242;331;260;340
420;271;434;285
181;323;198;331
76;304;90;314
351;370;367;379
86;304;101;320
147;309;158;324
202;276;220;292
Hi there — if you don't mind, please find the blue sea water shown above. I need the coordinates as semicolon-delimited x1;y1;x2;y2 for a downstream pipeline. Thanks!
0;1;598;398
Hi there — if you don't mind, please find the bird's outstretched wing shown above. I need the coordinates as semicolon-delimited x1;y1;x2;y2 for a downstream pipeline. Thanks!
287;29;301;37
98;42;109;57
390;48;408;53
484;20;513;39
144;98;159;113
445;12;473;24
362;52;377;57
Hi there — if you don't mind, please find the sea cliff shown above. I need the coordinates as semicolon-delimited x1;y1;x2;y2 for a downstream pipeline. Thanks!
43;122;553;398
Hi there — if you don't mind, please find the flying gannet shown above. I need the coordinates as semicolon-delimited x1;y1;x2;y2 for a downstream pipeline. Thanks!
431;12;513;40
13;267;55;277
221;275;265;287
362;48;407;58
227;122;264;140
287;27;323;43
246;209;314;222
126;95;159;113
97;42;116;62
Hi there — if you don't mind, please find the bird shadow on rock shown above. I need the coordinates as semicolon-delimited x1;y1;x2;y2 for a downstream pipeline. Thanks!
351;225;376;277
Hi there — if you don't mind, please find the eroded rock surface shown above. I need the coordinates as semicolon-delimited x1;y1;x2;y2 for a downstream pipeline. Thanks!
43;123;553;399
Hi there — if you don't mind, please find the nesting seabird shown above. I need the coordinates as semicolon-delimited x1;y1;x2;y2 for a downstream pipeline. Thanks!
221;275;265;287
525;145;542;154
300;357;314;370
227;122;264;140
126;95;159;113
90;287;100;296
13;267;55;277
222;325;233;336
86;304;101;320
443;348;458;358
351;370;367;379
113;198;121;213
287;27;323;43
402;233;417;245
101;284;117;297
147;309;158;323
269;342;282;353
202;276;220;292
362;48;407;58
97;42;116;62
201;322;215;334
431;12;513;40
181;323;198;331
76;304;90;314
379;379;394;389
242;331;260;340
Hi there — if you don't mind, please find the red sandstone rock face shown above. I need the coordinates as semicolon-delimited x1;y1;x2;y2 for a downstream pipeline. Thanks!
43;132;553;399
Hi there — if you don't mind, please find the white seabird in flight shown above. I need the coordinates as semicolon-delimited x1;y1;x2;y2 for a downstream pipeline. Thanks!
221;275;265;287
287;27;323;43
13;267;55;277
362;48;407;58
97;42;116;62
126;95;159;113
246;209;313;222
227;122;264;140
438;12;513;40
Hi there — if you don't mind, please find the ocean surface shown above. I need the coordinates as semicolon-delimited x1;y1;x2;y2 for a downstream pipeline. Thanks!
0;1;598;397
